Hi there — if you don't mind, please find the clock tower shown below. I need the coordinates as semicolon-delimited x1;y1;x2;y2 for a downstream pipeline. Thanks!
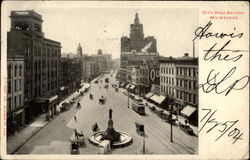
130;13;144;52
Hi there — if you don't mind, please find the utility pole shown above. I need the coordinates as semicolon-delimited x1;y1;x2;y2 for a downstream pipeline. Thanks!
170;103;173;142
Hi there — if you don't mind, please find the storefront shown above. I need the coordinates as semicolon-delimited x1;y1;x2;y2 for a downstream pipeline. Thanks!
7;106;26;136
34;95;59;120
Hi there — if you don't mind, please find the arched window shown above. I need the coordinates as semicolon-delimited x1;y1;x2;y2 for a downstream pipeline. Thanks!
8;64;12;79
19;65;22;77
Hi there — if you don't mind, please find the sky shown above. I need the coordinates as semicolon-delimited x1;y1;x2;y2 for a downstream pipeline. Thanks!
2;1;199;59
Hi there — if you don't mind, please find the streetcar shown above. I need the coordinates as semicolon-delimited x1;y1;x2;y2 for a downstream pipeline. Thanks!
132;100;145;115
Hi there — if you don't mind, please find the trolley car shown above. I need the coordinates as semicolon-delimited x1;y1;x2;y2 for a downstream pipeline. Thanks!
132;100;145;115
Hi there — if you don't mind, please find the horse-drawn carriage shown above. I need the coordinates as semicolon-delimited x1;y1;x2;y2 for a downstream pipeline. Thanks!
99;97;106;105
69;129;85;154
135;122;144;136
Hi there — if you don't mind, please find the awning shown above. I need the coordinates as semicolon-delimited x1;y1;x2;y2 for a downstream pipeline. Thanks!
15;109;24;114
49;95;58;103
130;85;135;90
181;105;197;117
163;110;170;115
145;92;154;99
155;107;164;112
150;95;166;104
60;86;65;91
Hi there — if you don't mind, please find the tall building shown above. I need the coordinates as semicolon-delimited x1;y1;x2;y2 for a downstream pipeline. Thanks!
121;13;157;53
7;10;61;123
7;52;25;135
119;12;159;88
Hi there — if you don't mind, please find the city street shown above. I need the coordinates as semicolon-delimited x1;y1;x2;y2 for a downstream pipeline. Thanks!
15;73;197;155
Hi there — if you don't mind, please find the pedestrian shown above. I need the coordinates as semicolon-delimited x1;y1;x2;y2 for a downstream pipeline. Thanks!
74;129;78;139
74;115;77;123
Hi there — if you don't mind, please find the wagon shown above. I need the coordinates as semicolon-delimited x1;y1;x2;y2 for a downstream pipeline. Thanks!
99;97;106;105
135;122;144;136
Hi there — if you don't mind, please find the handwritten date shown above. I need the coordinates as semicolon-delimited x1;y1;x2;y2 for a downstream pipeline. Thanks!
199;108;243;144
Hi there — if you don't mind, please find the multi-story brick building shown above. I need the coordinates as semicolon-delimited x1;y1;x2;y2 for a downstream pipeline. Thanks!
60;55;82;99
159;53;198;125
7;10;61;123
7;52;25;135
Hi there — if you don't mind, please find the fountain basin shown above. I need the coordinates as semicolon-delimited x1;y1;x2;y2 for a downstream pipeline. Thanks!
89;130;133;148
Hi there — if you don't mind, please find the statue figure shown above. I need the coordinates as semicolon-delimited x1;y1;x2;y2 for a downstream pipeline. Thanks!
109;108;113;119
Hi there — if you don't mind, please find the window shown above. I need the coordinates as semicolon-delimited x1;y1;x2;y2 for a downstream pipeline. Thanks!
15;65;17;77
19;79;22;90
193;94;196;104
19;95;22;106
7;97;11;112
19;65;22;76
14;96;17;109
38;47;41;56
8;80;11;94
34;47;37;56
15;80;17;91
194;81;197;90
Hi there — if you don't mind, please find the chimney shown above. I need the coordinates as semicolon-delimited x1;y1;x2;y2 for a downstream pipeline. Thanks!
184;53;189;57
193;40;195;58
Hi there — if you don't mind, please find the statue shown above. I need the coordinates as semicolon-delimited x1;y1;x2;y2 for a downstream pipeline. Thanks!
109;108;113;119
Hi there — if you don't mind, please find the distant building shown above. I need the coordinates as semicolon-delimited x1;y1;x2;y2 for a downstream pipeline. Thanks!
7;10;61;123
7;52;25;136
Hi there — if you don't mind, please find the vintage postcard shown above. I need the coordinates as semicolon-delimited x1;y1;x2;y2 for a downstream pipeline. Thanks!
0;1;249;160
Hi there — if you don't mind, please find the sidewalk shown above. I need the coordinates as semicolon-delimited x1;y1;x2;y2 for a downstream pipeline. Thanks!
7;88;87;154
7;114;48;154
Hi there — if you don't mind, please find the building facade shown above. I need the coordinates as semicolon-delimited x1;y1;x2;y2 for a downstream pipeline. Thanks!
119;13;159;88
7;53;25;135
7;10;61;123
159;54;198;116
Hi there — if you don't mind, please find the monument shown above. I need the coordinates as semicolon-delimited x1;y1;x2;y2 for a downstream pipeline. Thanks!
100;108;121;144
89;108;132;148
